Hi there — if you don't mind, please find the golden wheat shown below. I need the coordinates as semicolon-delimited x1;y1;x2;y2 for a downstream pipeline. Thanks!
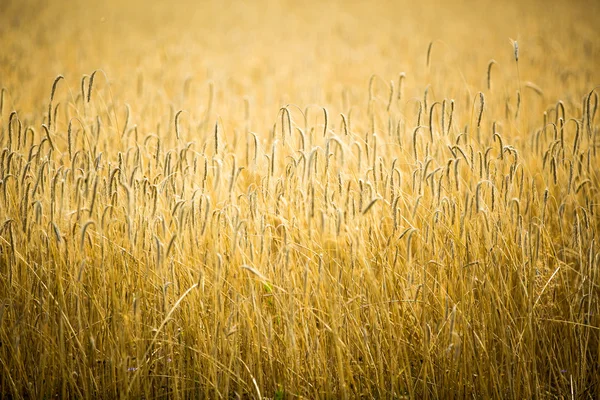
0;0;599;398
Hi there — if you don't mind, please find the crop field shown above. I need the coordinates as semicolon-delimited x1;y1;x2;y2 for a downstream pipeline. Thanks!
0;0;599;398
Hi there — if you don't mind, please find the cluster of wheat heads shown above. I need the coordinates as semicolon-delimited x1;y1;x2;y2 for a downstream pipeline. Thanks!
0;15;599;399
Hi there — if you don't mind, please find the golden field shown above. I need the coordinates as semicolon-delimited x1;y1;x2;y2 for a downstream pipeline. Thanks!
0;0;599;398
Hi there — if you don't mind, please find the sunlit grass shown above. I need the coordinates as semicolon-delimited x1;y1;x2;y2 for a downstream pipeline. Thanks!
0;0;599;398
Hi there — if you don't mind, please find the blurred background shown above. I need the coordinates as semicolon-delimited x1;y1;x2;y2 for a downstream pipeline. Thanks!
1;0;599;139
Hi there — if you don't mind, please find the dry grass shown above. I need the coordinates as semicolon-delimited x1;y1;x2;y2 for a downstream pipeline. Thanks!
1;0;599;398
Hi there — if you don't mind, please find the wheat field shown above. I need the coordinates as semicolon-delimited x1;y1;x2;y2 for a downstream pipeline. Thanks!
0;0;599;398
